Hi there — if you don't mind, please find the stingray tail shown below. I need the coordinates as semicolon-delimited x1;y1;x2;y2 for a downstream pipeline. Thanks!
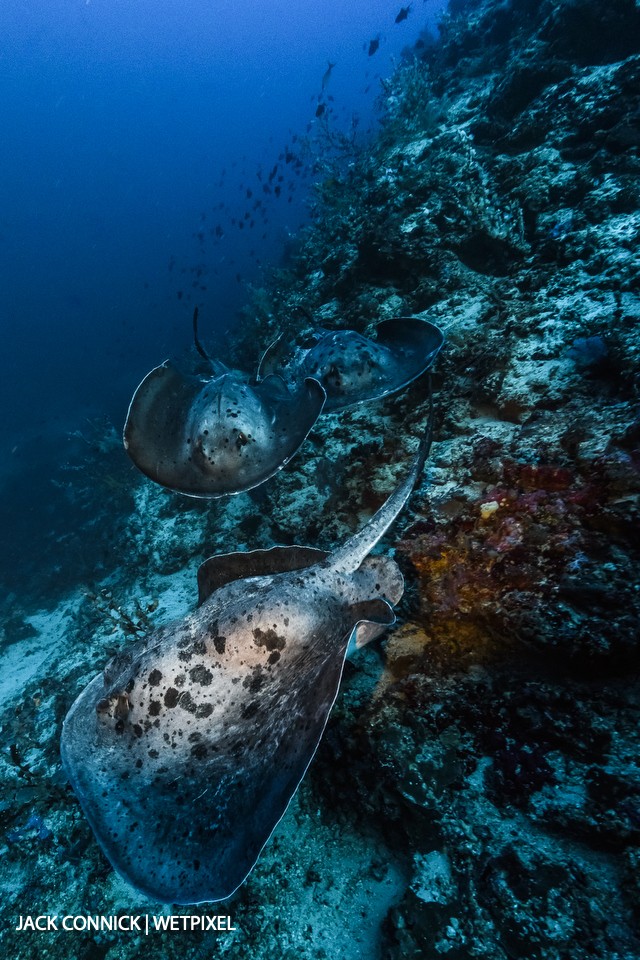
329;382;434;575
193;306;211;362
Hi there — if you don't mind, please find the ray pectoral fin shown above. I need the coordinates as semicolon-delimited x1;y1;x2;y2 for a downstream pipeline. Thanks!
255;372;293;397
197;545;328;605
350;597;396;650
356;555;405;606
123;360;196;470
256;333;285;381
261;375;325;463
351;598;396;627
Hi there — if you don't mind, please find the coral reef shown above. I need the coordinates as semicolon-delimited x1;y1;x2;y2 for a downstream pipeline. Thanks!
1;0;639;957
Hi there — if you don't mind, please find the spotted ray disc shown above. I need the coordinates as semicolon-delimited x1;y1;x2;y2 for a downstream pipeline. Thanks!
123;361;325;497
258;316;444;411
60;423;436;904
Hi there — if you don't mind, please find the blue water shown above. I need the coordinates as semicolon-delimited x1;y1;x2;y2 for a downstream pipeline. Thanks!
0;0;444;460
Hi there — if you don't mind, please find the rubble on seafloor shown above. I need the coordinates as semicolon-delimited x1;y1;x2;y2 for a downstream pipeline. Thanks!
1;0;639;957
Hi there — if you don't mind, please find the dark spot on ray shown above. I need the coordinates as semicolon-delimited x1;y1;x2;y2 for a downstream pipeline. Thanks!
243;667;266;693
252;627;286;652
190;664;213;686
213;634;226;655
178;637;207;663
179;692;198;714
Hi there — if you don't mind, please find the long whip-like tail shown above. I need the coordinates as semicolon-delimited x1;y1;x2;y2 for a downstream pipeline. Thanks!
329;380;434;574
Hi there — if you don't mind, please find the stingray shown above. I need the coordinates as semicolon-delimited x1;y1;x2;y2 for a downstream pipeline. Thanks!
258;316;444;412
123;359;325;497
60;416;434;904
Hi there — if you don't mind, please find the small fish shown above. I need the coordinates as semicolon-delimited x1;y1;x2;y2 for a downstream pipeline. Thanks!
315;102;326;118
321;60;335;90
395;5;411;23
368;36;380;56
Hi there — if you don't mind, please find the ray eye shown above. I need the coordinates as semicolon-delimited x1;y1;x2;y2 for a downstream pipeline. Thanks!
236;432;248;448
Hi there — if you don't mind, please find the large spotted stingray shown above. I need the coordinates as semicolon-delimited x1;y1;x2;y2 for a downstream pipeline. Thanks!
123;359;325;497
258;316;444;412
60;420;433;904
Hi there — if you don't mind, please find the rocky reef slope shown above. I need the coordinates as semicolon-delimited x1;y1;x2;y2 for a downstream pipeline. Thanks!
235;0;640;955
1;1;639;958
